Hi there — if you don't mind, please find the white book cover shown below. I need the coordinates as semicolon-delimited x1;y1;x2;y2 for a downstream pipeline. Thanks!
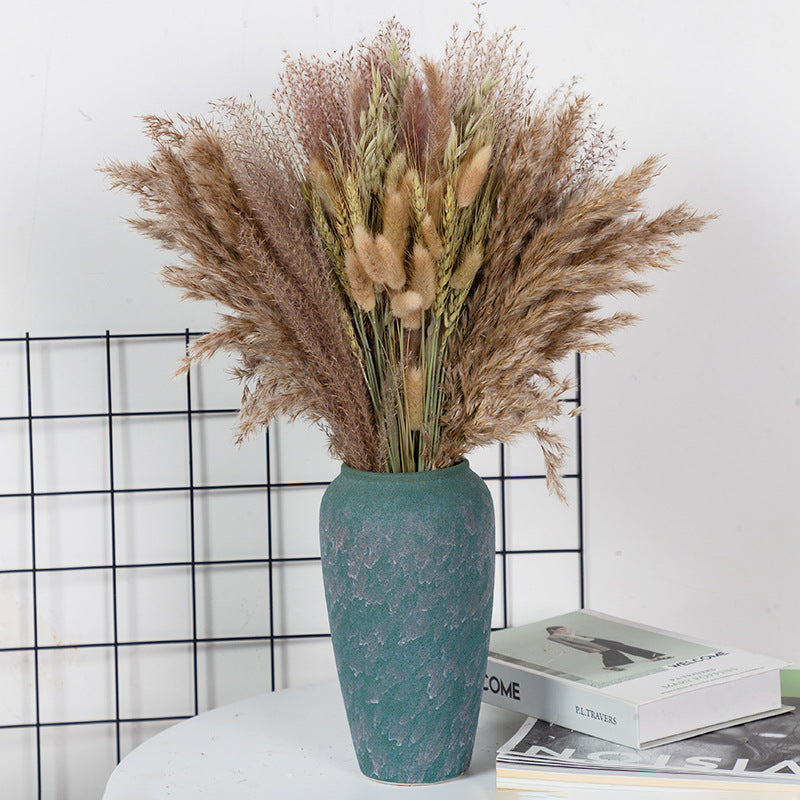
484;610;788;748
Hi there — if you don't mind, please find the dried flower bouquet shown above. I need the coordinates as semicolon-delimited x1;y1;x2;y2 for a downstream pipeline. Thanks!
104;19;709;495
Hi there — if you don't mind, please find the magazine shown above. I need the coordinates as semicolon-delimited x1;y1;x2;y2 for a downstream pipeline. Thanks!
497;692;800;793
485;609;787;747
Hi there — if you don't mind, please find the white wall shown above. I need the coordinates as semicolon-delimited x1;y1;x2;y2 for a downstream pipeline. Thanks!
2;0;799;796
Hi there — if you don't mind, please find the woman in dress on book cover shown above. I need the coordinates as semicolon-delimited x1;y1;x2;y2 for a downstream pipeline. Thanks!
546;625;671;671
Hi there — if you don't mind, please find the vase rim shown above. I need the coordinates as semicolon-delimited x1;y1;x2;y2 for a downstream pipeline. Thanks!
339;459;471;482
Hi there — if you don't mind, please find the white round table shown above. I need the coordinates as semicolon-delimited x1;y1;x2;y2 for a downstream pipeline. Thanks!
102;681;526;799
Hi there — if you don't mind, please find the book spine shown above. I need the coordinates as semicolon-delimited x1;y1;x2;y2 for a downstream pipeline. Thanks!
484;657;639;747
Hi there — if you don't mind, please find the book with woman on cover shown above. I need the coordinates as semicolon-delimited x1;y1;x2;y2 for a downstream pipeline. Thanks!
484;610;788;748
496;679;800;793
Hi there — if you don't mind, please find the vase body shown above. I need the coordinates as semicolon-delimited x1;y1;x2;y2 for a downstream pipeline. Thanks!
318;459;495;784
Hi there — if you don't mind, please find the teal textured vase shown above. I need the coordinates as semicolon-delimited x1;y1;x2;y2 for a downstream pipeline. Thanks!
319;459;495;784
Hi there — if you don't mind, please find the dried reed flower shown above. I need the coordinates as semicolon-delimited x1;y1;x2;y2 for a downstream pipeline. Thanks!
104;16;711;488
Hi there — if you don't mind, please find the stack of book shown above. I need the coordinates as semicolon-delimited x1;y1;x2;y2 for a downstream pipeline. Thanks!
484;610;798;794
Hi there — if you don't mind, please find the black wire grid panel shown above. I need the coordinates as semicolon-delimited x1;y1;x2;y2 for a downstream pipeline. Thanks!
0;331;585;800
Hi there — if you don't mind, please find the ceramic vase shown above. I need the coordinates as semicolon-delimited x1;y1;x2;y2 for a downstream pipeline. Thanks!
318;459;495;784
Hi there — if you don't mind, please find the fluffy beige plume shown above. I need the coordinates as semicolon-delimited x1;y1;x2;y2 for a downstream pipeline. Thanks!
382;188;410;254
390;290;424;318
405;365;425;429
456;144;492;208
308;158;338;216
420;214;443;261
410;243;436;308
344;249;376;311
449;246;483;291
374;234;407;289
352;224;385;283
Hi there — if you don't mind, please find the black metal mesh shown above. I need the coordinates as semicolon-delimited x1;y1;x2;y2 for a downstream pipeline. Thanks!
0;331;585;799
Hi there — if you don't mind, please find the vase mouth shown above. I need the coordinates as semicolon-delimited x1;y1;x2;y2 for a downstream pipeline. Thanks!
339;459;471;482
